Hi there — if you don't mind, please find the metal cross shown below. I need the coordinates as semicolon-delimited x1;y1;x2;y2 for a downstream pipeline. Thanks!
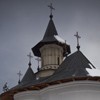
74;32;81;50
3;82;9;92
27;52;33;64
17;70;22;84
48;3;55;15
35;57;41;71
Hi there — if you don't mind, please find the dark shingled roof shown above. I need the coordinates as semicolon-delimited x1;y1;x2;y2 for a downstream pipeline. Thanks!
16;50;96;87
43;50;96;82
6;15;96;94
42;17;58;42
10;67;49;90
10;66;36;90
20;66;36;85
32;16;70;57
9;50;96;92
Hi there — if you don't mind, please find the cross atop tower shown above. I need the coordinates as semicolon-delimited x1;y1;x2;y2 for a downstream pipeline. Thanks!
74;32;81;51
35;57;41;71
17;70;22;84
48;3;55;18
27;52;33;67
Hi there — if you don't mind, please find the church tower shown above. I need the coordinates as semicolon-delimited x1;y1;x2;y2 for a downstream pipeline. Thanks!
32;4;70;77
1;3;100;100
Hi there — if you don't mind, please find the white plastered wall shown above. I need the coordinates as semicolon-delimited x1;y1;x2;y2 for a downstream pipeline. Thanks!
14;80;100;100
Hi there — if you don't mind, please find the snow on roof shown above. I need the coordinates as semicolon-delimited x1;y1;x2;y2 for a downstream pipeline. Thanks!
86;68;100;76
54;35;65;43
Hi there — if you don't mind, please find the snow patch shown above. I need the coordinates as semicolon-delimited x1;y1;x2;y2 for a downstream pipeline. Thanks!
54;35;65;43
86;68;100;76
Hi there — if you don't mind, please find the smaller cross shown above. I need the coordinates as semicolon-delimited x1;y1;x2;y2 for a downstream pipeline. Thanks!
35;57;41;71
3;82;9;92
27;52;33;65
74;32;81;50
48;3;55;15
17;70;22;84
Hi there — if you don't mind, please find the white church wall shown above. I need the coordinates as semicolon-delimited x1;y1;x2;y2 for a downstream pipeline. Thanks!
14;91;40;100
14;81;100;100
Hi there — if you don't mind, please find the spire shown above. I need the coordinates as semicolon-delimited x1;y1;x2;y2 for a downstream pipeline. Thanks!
42;3;57;41
42;17;58;41
21;66;35;84
74;32;81;51
32;4;71;57
20;52;36;84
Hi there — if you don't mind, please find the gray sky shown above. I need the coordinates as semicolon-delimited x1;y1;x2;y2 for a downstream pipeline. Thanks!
0;0;100;93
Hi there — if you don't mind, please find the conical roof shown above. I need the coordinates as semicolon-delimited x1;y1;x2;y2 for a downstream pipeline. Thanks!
32;15;70;57
45;50;96;82
21;66;36;85
42;16;58;42
9;66;37;90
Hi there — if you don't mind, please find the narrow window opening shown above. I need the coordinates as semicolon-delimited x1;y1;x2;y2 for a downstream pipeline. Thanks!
58;57;60;65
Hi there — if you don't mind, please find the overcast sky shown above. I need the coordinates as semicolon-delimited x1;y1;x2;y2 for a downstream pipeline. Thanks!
0;0;100;93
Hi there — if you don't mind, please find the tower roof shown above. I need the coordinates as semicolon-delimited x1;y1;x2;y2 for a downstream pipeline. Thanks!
3;50;97;94
32;15;70;57
45;50;96;82
9;66;37;91
20;66;36;85
42;16;58;42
